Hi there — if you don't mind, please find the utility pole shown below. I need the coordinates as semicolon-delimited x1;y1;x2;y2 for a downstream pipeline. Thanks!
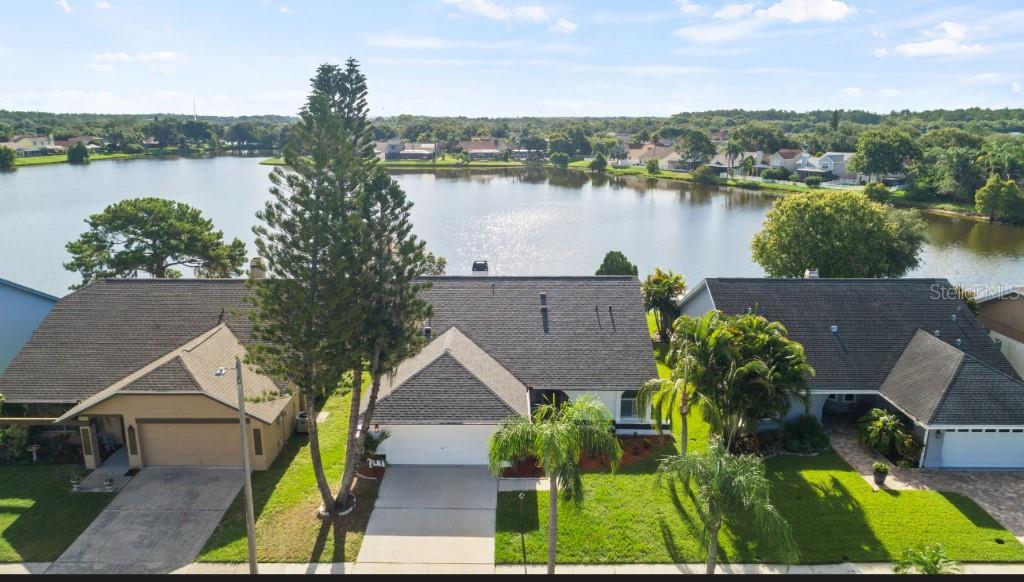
235;358;259;575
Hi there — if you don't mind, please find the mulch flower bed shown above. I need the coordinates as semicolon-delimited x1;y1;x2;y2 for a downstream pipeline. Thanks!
355;462;386;481
500;435;675;478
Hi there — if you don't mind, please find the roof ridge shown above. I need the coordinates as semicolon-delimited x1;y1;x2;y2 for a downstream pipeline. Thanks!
438;354;518;417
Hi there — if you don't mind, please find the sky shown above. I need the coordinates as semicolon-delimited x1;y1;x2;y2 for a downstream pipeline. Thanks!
2;0;1023;117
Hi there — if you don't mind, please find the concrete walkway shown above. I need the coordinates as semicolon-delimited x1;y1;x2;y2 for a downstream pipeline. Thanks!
356;465;497;567
45;467;242;575
827;423;1024;539
5;561;1023;575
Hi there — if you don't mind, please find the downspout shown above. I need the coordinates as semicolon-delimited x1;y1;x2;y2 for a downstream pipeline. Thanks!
918;427;931;468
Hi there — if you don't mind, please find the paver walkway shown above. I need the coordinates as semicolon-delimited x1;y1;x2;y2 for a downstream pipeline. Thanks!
356;465;497;567
827;423;1024;538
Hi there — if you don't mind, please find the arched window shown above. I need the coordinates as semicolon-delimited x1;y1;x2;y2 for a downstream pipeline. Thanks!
620;390;638;419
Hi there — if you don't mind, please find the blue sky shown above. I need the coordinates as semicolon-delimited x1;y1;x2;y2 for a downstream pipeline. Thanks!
2;0;1023;117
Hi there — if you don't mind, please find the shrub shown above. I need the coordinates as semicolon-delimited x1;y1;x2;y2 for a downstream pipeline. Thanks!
762;167;789;180
0;146;15;171
692;164;717;185
645;158;660;175
894;544;961;575
781;414;829;454
872;462;889;474
67;142;90;164
590;152;608;172
804;175;823;188
0;425;29;465
856;408;908;459
788;172;801;182
549;152;570;168
122;143;146;154
864;182;891;203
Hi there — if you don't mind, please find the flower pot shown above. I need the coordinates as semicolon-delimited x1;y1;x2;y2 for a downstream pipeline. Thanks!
873;470;888;486
104;478;115;492
70;479;82;492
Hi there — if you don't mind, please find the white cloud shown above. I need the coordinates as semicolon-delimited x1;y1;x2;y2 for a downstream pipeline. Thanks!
87;63;114;73
549;18;577;35
675;19;760;43
96;1;111;10
878;88;901;97
873;47;889;57
714;3;754;20
280;5;292;13
963;72;1021;85
676;0;705;16
843;87;864;97
1014;82;1023;94
871;29;887;40
755;0;854;23
92;51;182;63
442;0;549;23
365;33;521;50
56;0;73;14
885;21;991;58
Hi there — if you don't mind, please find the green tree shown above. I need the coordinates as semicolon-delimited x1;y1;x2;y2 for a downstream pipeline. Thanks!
979;136;1024;180
67;142;90;164
0;146;15;171
830;109;841;131
850;128;919;181
856;408;908;460
645;158;661;175
725;139;744;176
64;197;246;289
732;122;789;153
248;63;367;514
589;152;608;172
740;155;755;177
658;437;798;574
751;191;926;278
675;129;716;167
864;182;891;203
894;544;962;575
918;127;983;151
935;146;985;202
595;250;638;276
975;174;1024;222
487;396;622;575
692;165;717;185
423;252;447;275
642;268;687;342
549;152;570;168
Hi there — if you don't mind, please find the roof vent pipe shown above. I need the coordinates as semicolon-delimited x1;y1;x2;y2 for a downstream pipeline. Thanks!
830;324;839;334
804;269;820;279
541;305;550;334
424;325;432;341
951;314;958;322
608;306;617;331
934;330;941;337
955;338;963;347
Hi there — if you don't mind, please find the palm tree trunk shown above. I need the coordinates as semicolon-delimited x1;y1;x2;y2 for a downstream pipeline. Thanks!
305;393;335;518
706;520;721;575
334;363;364;512
679;396;689;455
547;479;558;575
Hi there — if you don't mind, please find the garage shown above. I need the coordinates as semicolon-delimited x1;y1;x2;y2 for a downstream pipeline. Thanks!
140;421;245;467
377;425;498;466
940;430;1024;469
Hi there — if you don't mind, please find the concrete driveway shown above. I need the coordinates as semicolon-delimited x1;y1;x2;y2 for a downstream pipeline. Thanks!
355;466;497;570
46;467;242;575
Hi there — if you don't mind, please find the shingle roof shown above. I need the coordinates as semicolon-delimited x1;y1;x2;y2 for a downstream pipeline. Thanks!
0;279;253;404
368;328;529;425
419;276;657;393
881;330;1024;426
56;324;291;424
698;278;1016;392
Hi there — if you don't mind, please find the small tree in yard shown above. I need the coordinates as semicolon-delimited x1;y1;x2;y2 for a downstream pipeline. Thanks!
856;408;908;460
658;437;798;574
642;268;686;342
595;250;638;276
488;395;622;575
0;146;15;171
67;142;90;164
645;158;661;175
549;152;569;168
64;197;247;289
590;152;608;172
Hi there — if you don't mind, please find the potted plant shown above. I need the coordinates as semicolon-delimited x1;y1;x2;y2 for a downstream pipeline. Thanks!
872;462;889;486
104;477;115;492
65;467;87;491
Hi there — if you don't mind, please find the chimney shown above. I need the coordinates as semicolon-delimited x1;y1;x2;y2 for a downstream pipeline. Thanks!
472;260;489;277
249;257;267;280
804;269;820;279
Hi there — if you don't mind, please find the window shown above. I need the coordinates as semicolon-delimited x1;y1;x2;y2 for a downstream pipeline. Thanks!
843;394;856;403
253;429;263;456
620;391;638;419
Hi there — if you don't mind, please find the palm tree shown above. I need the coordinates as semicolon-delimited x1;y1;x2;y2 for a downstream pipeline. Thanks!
658;437;798;574
741;155;756;178
725;139;744;177
637;376;693;453
641;268;687;343
488;395;622;575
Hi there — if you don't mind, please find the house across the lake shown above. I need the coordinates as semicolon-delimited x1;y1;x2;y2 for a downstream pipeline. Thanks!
0;278;58;374
680;277;1024;469
0;135;65;157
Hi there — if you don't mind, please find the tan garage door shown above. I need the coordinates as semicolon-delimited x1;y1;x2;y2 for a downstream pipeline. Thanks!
140;421;245;467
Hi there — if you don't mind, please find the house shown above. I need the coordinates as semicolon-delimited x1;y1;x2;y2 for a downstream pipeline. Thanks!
0;273;300;472
55;136;103;150
380;139;437;161
976;287;1024;377
459;139;503;160
769;148;805;171
621;142;683;169
818;152;858;181
679;277;1024;469
709;130;728;146
365;276;660;465
0;278;58;374
708;151;769;175
0;135;64;158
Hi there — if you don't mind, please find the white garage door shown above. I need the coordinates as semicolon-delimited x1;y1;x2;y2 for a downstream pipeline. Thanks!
941;431;1024;469
378;425;498;465
140;422;244;467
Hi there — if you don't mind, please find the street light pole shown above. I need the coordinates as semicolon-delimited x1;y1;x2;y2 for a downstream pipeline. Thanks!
235;358;259;575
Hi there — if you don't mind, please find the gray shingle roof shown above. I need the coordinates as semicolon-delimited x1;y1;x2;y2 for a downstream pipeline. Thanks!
121;357;203;393
418;276;657;393
0;279;253;404
700;278;1016;392
881;330;1024;426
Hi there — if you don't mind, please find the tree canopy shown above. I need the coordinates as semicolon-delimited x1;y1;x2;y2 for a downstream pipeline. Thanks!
595;250;638;276
0;146;15;171
64;197;246;289
751;191;927;278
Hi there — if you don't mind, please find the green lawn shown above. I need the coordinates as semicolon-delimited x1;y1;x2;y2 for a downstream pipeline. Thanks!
14;153;139;167
0;466;114;562
494;311;1024;565
198;391;377;563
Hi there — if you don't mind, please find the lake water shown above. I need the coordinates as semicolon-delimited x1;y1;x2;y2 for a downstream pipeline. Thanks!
1;156;1022;297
